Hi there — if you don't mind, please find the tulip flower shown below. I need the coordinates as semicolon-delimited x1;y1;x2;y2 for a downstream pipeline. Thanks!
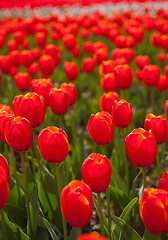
31;78;53;106
82;153;112;193
83;41;94;53
39;55;56;77
72;45;80;58
20;50;33;67
0;55;11;74
114;64;133;90
64;61;79;81
36;32;46;48
112;99;132;128
158;171;168;192
13;31;24;44
100;91;120;113
0;104;12;115
14;72;31;92
63;33;76;50
142;65;160;87
88;111;114;145
100;73;117;92
27;63;38;76
12;92;45;128
136;55;150;70
94;48;108;65
144;113;168;145
165;100;168;120
38;126;69;163
156;75;168;91
49;88;70;115
125;128;157;168
140;188;168;235
61;180;93;228
5;116;33;152
78;233;109;240
0;111;15;143
99;60;116;76
60;82;77;106
82;57;95;73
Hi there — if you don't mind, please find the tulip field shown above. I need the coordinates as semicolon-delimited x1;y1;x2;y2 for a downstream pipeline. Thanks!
1;1;168;240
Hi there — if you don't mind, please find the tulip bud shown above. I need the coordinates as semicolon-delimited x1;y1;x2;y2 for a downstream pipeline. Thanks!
100;73;117;92
100;91;120;113
82;57;95;73
112;100;132;128
38;126;69;163
140;188;168;235
82;153;112;193
88;111;114;145
5;116;33;152
14;72;31;92
142;65;160;87
63;34;76;50
125;128;158;168
12;92;45;128
60;82;77;106
114;64;133;89
61;180;93;227
49;88;70;115
64;61;79;81
136;55;150;70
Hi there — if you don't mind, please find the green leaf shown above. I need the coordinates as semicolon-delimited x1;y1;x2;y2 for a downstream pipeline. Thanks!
30;186;39;239
113;197;138;239
34;227;49;240
0;211;18;240
108;185;130;209
68;227;79;240
111;168;128;196
43;218;60;240
142;230;157;240
112;216;142;240
36;171;57;218
93;195;110;238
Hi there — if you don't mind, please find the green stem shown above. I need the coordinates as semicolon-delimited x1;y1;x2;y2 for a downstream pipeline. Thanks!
142;168;147;188
56;164;68;240
29;147;36;177
4;144;9;162
106;186;112;237
156;153;161;180
0;210;8;240
10;148;21;198
78;227;82;237
150;88;154;112
102;145;105;155
121;128;129;189
33;129;42;172
157;234;161;240
59;115;64;129
97;193;105;236
25;151;31;173
20;152;31;236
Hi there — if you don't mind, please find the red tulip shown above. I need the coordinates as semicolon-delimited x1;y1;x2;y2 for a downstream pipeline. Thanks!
158;53;166;62
36;32;46;48
20;50;33;67
144;113;168;144
140;188;168;235
61;180;93;227
112;100;132;128
5;116;33;152
49;88;70;115
88;111;114;145
39;55;56;77
81;28;90;39
165;100;168;120
38;126;69;163
158;171;168;192
83;41;94;53
114;64;133;89
125;128;158;168
82;57;95;73
100;91;120;113
82;153;112;193
13;31;24;44
0;154;10;183
142;65;160;87
31;78;53;106
14;72;31;92
12;92;45;128
0;55;11;74
0;105;12;114
31;48;41;61
99;60;116;76
0;111;15;143
64;61;79;81
7;39;18;51
63;33;76;50
72;45;80;58
156;75;168;91
10;50;20;67
60;82;77;106
136;55;150;70
78;233;109;240
27;62;38;76
94;48;108;65
0;166;9;209
100;73;117;92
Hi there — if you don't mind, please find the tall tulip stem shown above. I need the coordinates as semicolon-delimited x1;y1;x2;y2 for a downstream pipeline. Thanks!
10;147;21;198
121;128;129;189
78;228;82;237
97;193;105;236
59;115;64;129
0;209;8;240
142;167;147;188
20;152;31;236
4;144;9;162
56;164;68;240
156;153;161;180
33;129;42;172
150;88;154;112
157;235;161;240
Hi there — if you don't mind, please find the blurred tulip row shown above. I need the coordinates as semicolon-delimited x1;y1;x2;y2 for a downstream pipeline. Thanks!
0;5;168;240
